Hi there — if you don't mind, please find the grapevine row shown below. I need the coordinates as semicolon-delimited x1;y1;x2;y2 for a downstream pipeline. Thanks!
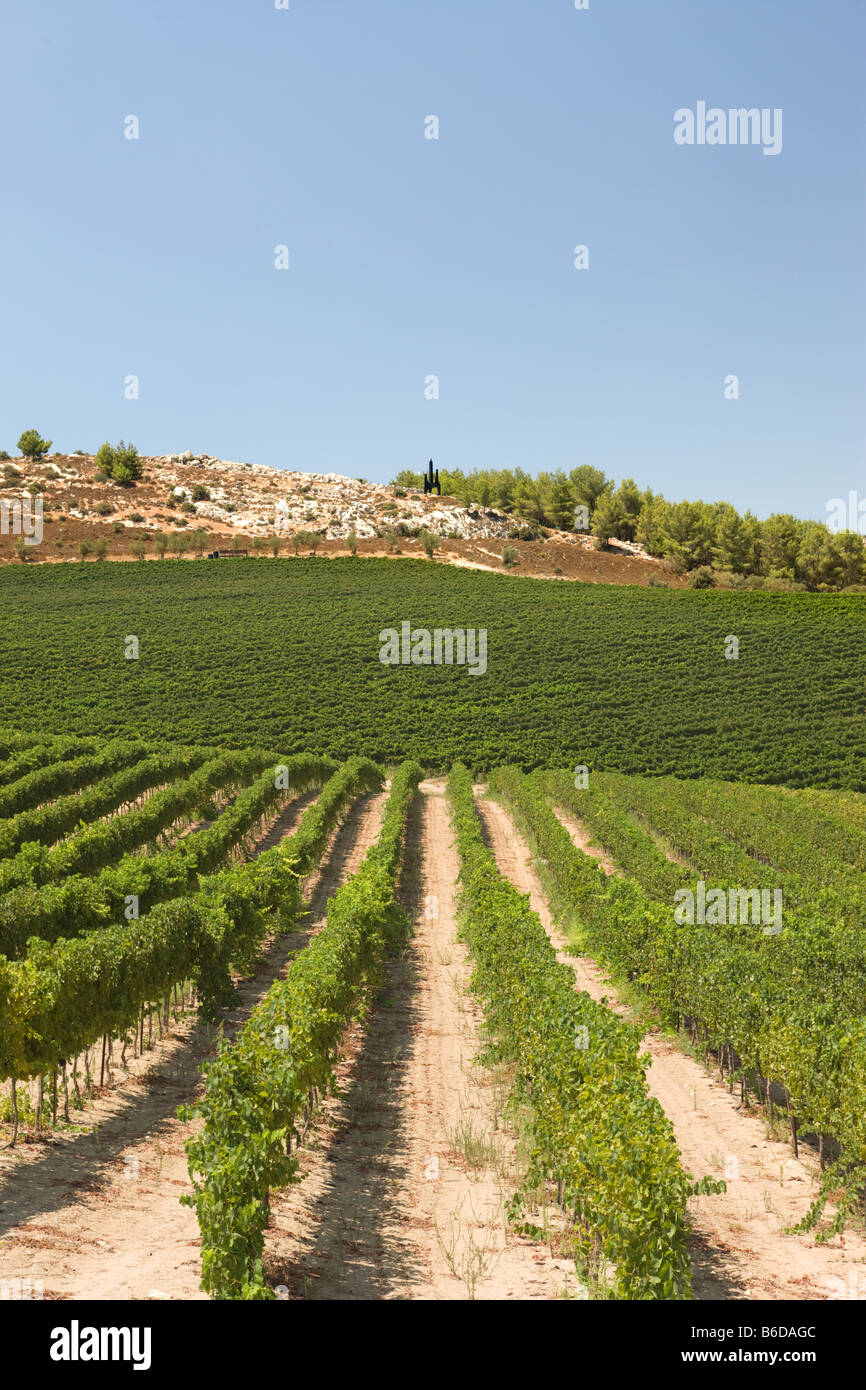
0;752;333;958
0;745;211;866
449;764;698;1299
0;740;150;825
0;756;382;1085
548;770;865;955
669;775;866;886
491;766;866;1235
0;736;100;790
0;745;274;897
182;759;422;1299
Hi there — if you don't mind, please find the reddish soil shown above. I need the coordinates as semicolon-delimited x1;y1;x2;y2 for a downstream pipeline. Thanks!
0;454;682;586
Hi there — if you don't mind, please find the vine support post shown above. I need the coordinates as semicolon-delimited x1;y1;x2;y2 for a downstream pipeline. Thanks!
99;1035;107;1088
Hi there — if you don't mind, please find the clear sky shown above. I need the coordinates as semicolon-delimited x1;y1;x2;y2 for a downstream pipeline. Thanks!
1;0;863;521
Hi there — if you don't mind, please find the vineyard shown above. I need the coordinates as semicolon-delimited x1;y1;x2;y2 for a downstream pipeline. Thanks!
0;731;864;1302
0;560;863;784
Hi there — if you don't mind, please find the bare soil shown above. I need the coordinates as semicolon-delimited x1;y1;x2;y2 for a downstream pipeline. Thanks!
0;454;681;586
263;781;580;1300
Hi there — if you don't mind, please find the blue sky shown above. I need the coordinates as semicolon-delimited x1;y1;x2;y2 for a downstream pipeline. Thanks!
1;0;863;521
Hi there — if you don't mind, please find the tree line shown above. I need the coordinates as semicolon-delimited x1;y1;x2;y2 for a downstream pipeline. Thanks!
392;465;865;591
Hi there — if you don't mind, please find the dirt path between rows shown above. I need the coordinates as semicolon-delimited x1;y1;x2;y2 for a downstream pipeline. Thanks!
476;792;866;1303
264;781;579;1300
552;806;620;876
0;788;387;1301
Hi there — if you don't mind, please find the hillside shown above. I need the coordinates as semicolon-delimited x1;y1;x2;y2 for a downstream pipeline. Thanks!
0;556;861;785
0;451;676;585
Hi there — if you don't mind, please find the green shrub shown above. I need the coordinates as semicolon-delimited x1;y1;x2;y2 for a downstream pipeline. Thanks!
687;565;715;589
95;440;142;486
95;442;115;474
17;430;52;461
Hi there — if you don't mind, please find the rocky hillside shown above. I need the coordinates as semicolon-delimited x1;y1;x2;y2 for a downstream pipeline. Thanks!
0;450;673;584
151;452;519;541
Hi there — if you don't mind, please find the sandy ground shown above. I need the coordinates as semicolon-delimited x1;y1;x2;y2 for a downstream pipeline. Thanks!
552;807;620;876
476;792;866;1302
0;788;387;1301
263;781;580;1300
5;780;861;1304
